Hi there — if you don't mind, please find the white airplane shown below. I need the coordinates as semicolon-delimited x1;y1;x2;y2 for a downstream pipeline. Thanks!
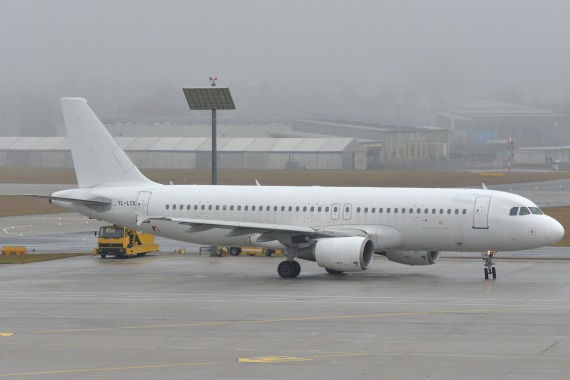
46;98;564;279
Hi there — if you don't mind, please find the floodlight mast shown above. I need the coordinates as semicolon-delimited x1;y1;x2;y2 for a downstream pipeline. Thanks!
210;76;217;185
182;78;235;186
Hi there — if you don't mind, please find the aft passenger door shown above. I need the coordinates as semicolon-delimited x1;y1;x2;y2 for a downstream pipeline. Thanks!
136;191;152;216
473;196;491;229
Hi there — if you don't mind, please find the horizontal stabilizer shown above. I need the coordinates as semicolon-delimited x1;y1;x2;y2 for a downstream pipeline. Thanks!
20;194;112;205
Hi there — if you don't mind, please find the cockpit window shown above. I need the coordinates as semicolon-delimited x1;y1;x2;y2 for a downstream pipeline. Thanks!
529;207;544;215
519;207;531;215
509;207;519;216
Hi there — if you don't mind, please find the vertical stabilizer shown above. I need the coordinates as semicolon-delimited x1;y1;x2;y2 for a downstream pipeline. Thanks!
60;98;156;188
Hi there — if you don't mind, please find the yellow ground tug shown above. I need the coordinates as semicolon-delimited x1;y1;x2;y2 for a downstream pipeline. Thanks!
94;225;159;258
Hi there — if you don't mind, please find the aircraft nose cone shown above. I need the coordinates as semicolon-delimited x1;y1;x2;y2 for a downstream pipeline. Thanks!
546;217;565;244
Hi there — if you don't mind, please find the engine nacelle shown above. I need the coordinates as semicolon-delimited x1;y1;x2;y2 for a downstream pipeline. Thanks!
384;250;440;266
297;236;374;272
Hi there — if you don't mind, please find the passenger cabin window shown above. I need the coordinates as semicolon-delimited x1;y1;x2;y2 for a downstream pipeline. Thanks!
510;207;519;216
166;204;170;210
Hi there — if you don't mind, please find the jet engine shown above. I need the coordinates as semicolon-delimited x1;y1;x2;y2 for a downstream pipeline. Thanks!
383;250;440;266
297;236;374;272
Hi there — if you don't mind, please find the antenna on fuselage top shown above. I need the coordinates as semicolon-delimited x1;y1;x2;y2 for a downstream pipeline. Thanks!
482;183;488;190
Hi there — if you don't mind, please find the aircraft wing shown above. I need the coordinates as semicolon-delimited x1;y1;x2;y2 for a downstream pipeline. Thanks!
140;216;369;240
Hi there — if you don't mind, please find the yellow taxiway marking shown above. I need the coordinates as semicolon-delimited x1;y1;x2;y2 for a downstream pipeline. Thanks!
0;333;14;337
0;361;220;378
238;356;312;363
33;308;502;334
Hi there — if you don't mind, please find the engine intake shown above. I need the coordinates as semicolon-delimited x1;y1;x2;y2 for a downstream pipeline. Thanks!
383;250;440;266
298;236;374;272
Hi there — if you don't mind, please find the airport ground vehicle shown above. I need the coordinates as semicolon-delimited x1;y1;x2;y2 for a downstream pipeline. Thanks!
228;246;282;257
94;225;159;258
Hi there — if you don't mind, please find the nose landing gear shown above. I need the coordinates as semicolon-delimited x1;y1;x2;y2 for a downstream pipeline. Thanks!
481;250;497;279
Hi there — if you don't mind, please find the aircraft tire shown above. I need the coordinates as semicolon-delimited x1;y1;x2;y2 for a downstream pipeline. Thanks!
293;261;301;276
326;268;344;275
484;268;489;279
492;267;496;279
278;261;299;278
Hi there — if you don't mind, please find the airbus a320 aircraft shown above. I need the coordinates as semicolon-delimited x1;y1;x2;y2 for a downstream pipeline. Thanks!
45;98;564;279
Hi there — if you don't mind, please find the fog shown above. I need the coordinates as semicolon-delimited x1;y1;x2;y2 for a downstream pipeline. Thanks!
1;0;569;134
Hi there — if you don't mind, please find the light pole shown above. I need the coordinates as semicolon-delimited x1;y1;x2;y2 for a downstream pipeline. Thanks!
183;78;236;185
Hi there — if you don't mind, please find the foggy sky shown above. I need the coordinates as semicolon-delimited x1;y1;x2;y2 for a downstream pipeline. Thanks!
1;0;570;102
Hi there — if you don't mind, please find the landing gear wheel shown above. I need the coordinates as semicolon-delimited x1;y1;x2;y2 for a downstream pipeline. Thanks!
278;261;300;278
293;261;301;276
481;250;497;280
326;268;344;275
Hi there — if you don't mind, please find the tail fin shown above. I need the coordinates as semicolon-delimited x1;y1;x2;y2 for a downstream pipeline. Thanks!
60;98;156;188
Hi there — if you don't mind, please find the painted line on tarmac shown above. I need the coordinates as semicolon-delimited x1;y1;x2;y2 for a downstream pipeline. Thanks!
238;356;311;363
0;361;220;378
32;307;505;334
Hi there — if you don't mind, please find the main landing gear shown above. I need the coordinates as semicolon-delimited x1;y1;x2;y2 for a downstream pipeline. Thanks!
277;260;301;278
481;250;497;280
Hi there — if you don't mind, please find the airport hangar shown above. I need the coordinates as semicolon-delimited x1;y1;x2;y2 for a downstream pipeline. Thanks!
0;136;368;171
